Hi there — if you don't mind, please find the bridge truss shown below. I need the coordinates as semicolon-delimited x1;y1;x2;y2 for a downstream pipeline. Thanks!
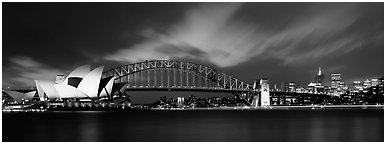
102;60;255;105
102;60;253;91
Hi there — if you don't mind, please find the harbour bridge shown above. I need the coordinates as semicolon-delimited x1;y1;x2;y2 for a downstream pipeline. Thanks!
102;60;257;105
5;60;334;107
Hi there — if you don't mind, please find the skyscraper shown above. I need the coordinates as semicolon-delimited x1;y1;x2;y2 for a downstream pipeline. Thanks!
371;79;379;87
280;82;289;92
338;81;347;90
308;67;325;94
331;73;341;89
315;67;324;84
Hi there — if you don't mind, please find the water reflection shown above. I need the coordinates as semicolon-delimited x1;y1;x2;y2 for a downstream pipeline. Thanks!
2;110;383;142
309;116;326;141
79;113;99;141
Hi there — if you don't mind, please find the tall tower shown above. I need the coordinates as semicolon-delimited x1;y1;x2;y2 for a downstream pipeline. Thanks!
315;67;324;84
318;67;322;75
260;78;270;106
252;80;259;107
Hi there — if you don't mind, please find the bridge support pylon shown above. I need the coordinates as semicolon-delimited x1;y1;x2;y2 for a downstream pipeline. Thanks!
260;78;270;106
252;78;270;107
252;80;259;107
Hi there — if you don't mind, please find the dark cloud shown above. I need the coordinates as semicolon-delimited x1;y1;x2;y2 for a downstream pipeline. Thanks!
2;2;383;90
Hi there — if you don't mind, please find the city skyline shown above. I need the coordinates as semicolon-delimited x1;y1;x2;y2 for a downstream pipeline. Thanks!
2;2;384;88
2;2;384;143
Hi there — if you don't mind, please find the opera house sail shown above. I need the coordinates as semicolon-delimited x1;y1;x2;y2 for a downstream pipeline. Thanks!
4;64;127;104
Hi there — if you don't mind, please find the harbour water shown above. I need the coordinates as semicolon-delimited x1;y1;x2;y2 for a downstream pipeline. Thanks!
2;109;383;142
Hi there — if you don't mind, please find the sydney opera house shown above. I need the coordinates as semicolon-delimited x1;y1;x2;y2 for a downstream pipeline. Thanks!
3;65;127;104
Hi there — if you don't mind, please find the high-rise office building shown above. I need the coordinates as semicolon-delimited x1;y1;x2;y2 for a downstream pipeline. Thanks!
331;73;341;89
371;79;379;87
273;84;278;92
338;81;347;90
308;67;325;94
281;82;289;92
315;67;324;84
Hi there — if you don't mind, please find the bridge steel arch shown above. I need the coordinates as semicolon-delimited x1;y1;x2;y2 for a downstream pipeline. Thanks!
102;60;253;91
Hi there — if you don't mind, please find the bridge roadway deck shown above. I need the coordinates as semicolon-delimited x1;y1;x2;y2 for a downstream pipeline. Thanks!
124;86;252;92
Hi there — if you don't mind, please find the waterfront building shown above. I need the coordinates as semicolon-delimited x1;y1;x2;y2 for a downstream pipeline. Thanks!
378;77;384;88
35;65;126;101
330;73;346;96
2;90;36;104
353;81;362;92
160;96;167;103
288;82;296;92
177;97;184;108
272;84;279;92
378;77;384;96
209;97;220;107
332;81;347;96
260;78;270;106
280;82;289;92
371;79;379;87
188;95;197;106
363;79;371;89
308;67;325;94
339;81;348;90
295;86;307;93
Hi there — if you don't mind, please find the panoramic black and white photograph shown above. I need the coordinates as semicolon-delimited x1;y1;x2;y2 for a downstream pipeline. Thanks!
2;2;384;142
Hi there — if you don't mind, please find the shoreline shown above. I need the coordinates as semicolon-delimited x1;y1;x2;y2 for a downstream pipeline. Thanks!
150;105;384;110
2;105;383;113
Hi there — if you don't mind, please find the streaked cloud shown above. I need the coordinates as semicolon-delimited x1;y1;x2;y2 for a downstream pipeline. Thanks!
104;3;248;67
104;3;372;68
3;3;382;88
3;56;68;86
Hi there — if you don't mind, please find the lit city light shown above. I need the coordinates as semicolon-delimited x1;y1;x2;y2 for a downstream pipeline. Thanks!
2;2;383;142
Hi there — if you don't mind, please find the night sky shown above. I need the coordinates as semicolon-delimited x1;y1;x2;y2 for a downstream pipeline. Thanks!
2;2;384;90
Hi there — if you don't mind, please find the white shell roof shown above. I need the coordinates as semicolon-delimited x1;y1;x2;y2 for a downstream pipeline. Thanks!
77;66;104;98
35;80;59;99
35;65;113;100
99;76;115;97
54;84;88;99
3;91;36;103
64;64;91;84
